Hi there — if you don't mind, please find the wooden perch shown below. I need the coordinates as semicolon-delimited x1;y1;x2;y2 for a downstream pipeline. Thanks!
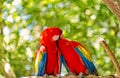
22;75;116;78
102;0;120;21
100;38;120;77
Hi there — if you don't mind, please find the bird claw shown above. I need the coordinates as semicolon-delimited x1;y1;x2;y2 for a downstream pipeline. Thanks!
79;72;84;78
43;74;48;78
56;74;62;78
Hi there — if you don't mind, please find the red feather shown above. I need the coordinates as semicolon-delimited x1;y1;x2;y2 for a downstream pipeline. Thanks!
58;38;88;75
38;27;62;75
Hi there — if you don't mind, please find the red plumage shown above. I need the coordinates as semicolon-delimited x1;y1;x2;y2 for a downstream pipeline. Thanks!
38;27;62;75
35;27;97;76
40;27;62;46
58;38;88;75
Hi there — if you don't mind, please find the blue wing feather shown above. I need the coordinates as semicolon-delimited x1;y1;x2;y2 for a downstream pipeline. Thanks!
60;55;63;73
37;52;47;76
74;47;97;74
60;55;70;73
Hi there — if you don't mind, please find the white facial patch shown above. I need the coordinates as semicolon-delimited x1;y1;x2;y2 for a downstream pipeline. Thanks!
52;35;59;41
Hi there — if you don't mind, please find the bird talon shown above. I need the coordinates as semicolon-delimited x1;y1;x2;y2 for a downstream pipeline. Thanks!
43;74;48;78
79;72;84;77
56;74;62;78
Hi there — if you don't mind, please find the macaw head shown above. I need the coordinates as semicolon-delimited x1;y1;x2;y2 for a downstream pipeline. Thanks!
40;27;62;45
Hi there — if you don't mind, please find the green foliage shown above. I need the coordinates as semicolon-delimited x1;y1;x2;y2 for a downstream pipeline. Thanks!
0;0;120;77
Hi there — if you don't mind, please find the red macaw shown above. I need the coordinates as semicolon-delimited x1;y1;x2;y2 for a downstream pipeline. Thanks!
35;27;63;76
58;38;98;75
35;27;98;76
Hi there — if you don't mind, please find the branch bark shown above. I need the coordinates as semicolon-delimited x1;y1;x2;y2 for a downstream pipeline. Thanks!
103;0;120;21
2;60;16;78
22;75;116;78
100;38;120;77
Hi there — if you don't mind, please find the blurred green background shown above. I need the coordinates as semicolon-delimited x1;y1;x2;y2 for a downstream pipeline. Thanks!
0;0;120;77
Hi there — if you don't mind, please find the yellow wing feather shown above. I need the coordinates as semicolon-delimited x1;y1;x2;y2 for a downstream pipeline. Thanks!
35;50;43;74
78;45;92;61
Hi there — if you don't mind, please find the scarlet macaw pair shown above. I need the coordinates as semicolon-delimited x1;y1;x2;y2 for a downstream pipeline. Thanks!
35;27;97;76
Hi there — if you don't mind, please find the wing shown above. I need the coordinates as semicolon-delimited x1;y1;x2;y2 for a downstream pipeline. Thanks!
35;47;47;76
58;46;70;75
60;55;70;73
72;41;98;75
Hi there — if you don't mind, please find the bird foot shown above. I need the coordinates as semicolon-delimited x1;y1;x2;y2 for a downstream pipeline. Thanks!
43;74;48;78
56;74;62;78
79;72;84;78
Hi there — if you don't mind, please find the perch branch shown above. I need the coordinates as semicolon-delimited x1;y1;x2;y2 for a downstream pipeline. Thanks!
100;38;120;77
102;0;120;21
